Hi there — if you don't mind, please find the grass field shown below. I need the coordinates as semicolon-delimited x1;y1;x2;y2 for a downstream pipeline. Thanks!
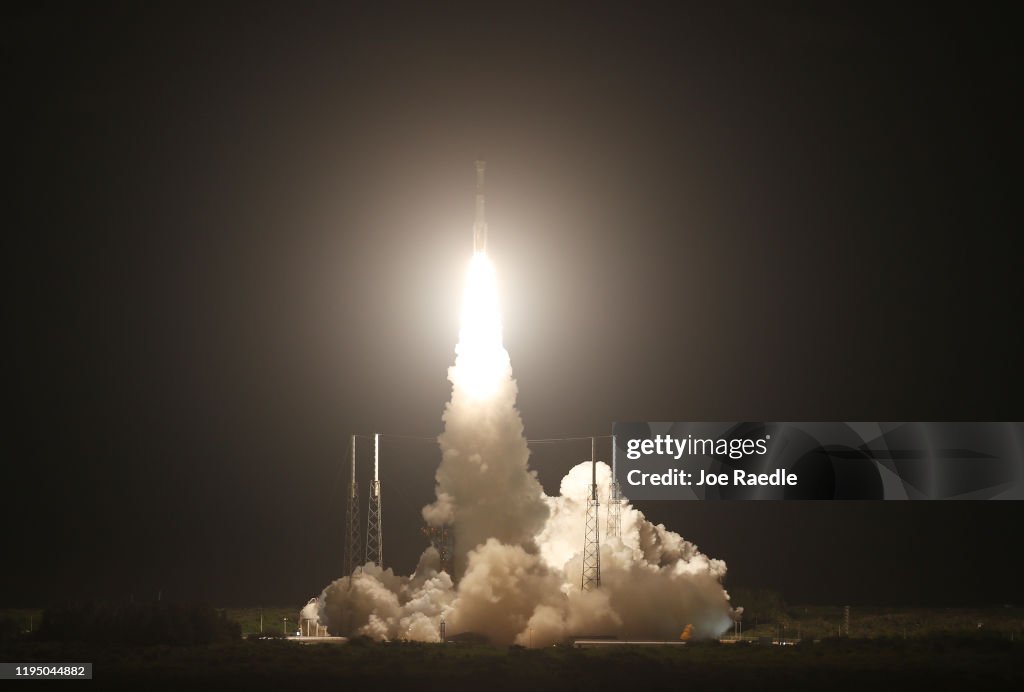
223;607;306;636
1;636;1021;690
739;605;1024;640
3;604;1021;689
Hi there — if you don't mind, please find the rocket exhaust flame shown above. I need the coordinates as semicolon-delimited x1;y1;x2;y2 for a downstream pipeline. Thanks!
310;164;737;646
455;251;505;399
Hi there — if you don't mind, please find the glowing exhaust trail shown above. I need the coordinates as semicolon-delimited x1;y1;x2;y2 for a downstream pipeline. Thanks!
455;251;505;399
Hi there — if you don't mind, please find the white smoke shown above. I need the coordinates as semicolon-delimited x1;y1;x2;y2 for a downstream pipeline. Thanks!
311;253;736;645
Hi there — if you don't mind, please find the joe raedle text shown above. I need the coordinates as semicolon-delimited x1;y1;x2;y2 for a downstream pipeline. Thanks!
626;467;798;488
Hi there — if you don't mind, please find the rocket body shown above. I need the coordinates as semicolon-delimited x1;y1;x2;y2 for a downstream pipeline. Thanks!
473;160;487;253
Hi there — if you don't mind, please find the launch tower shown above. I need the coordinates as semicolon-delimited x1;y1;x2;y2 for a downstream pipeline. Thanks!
581;436;602;590
423;525;454;576
345;434;361;574
365;433;383;567
606;434;622;539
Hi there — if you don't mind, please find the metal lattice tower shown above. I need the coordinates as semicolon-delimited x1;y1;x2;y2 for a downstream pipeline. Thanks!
423;525;454;576
581;436;601;591
344;434;361;575
606;434;622;539
365;433;383;567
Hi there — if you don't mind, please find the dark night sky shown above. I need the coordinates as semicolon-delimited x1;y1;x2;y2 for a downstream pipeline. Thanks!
5;2;1022;608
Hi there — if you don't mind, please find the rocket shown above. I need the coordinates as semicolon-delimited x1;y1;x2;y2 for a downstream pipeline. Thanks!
473;160;487;253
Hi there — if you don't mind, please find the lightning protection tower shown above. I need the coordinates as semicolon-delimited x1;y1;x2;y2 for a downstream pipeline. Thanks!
344;434;361;575
606;434;622;539
365;433;383;567
581;436;601;591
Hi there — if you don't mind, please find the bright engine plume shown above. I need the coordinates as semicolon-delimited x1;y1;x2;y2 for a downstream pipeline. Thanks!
455;251;506;400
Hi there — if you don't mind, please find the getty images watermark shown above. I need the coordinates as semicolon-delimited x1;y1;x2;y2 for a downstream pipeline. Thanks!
613;422;1024;501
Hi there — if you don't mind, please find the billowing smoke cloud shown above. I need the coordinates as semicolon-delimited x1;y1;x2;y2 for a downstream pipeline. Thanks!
421;285;549;570
312;254;735;645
